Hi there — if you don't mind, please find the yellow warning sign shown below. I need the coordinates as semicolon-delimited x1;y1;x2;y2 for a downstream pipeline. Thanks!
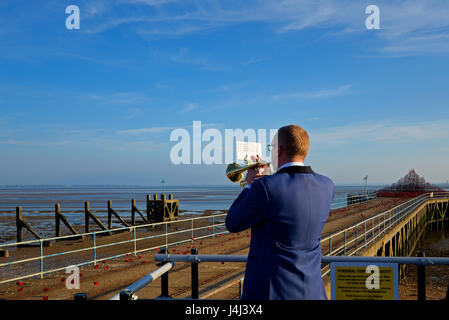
331;263;398;300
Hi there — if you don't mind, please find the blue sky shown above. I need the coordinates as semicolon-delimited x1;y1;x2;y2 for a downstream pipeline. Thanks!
1;0;449;185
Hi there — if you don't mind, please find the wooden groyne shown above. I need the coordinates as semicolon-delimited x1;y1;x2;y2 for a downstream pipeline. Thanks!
2;194;179;256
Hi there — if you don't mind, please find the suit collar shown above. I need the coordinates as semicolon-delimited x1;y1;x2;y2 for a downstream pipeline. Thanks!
275;165;314;175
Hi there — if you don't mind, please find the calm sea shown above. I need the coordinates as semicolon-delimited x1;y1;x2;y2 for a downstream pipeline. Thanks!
0;184;386;214
1;184;447;242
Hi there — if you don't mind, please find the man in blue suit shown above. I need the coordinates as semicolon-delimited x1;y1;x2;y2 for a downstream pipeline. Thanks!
226;124;334;300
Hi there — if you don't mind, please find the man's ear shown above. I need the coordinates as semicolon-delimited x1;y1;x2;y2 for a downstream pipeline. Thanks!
277;146;283;158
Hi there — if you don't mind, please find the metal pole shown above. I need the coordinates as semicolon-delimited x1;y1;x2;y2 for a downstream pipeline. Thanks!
239;279;243;300
74;293;87;300
160;248;169;298
417;251;426;301
120;290;134;300
212;216;215;235
40;239;44;279
191;218;194;241
191;248;199;299
165;223;168;249
364;221;367;245
344;231;346;255
93;232;97;266
133;227;137;256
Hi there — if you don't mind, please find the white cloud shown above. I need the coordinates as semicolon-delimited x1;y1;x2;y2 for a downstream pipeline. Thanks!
78;0;449;56
311;120;449;146
180;103;197;113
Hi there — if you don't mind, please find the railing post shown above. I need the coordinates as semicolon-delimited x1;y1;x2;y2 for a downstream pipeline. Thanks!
344;231;346;255
160;248;170;298
364;221;367;245
165;223;168;249
417;251;426;301
329;238;332;255
212;216;215;235
191;218;194;241
74;293;87;300
120;290;134;300
378;216;380;236
191;248;199;299
40;239;44;279
355;227;358;249
239;279;243;300
93;232;97;266
133;226;137;256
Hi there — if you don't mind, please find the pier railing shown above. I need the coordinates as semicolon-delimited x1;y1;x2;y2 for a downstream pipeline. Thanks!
1;192;445;288
104;253;449;300
320;191;449;276
0;213;229;285
0;191;378;286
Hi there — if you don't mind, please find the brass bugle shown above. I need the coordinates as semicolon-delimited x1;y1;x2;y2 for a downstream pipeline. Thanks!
226;160;270;187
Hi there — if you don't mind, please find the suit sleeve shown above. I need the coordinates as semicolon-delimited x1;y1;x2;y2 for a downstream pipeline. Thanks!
225;179;269;233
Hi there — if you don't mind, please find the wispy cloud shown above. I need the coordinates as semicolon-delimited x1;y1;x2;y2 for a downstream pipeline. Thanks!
170;48;229;71
311;120;449;146
76;0;449;56
180;103;197;113
125;108;141;120
272;84;352;101
116;126;176;135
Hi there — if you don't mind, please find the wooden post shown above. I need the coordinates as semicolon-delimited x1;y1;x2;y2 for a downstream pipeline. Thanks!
108;201;113;230
161;194;167;221
85;202;90;233
146;194;151;221
55;203;80;238
131;199;136;226
16;206;42;243
84;201;107;232
16;206;23;243
55;204;61;237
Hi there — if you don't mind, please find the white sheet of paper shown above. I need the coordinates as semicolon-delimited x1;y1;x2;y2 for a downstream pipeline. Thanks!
236;141;262;161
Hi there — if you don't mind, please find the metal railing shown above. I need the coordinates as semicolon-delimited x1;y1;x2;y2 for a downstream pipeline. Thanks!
2;192;446;288
0;191;381;286
0;213;229;285
330;192;377;210
320;192;449;276
105;253;449;300
109;192;449;301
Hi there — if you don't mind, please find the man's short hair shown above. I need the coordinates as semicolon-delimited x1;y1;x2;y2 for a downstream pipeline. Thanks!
278;124;310;159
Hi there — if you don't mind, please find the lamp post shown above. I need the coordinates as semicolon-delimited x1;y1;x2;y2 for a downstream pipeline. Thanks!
363;175;368;197
161;179;165;195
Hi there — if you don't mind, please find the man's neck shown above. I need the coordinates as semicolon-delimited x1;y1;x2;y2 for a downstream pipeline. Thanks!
277;159;305;171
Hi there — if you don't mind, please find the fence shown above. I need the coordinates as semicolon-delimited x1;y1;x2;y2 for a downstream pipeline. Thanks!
104;253;449;300
110;191;448;300
0;191;380;286
320;191;449;276
0;213;229;285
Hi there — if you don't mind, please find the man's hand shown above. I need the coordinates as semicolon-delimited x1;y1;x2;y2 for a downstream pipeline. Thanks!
245;155;269;186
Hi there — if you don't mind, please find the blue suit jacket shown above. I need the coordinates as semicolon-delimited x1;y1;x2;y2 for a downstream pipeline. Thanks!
226;165;334;300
